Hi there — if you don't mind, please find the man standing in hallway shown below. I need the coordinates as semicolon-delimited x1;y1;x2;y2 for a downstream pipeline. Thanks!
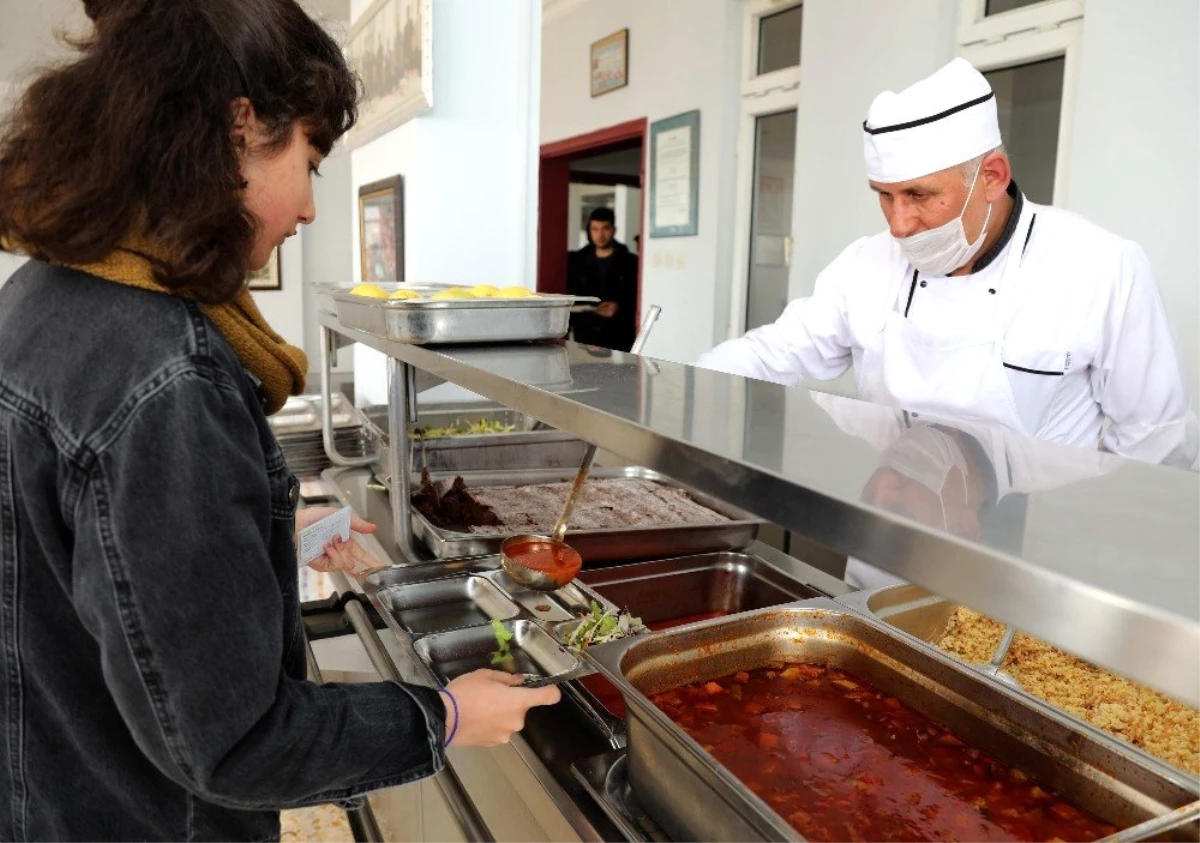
568;207;638;351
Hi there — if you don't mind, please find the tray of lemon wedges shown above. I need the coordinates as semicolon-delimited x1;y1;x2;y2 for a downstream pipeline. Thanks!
325;283;598;345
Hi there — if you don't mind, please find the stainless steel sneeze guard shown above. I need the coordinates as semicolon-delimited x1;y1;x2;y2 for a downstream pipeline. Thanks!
583;598;1200;843
318;311;1200;706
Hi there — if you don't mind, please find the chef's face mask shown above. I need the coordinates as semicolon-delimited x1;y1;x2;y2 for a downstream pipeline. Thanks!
881;425;970;530
895;160;993;276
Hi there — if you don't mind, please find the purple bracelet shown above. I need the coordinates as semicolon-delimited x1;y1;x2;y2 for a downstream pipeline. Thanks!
438;688;459;747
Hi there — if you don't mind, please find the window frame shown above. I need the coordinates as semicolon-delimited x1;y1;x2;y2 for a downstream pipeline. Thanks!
958;0;1083;206
725;0;804;340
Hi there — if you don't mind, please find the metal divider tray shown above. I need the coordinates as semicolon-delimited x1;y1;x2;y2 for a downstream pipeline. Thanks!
365;559;620;691
409;466;761;563
584;598;1200;843
323;283;597;344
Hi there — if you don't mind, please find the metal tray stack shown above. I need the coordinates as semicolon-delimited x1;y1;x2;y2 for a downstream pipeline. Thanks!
321;283;597;344
268;393;368;478
408;466;762;563
583;599;1200;842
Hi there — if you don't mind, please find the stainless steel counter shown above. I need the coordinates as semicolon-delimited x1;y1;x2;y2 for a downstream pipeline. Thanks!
319;314;1199;705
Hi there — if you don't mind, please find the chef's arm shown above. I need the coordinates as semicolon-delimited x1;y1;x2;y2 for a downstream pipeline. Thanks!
1092;243;1199;468
696;249;857;385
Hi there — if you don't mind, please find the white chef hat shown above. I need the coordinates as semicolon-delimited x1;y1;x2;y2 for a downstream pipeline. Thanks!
863;58;1002;183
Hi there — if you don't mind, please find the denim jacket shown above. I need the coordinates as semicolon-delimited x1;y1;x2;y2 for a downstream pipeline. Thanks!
0;262;445;841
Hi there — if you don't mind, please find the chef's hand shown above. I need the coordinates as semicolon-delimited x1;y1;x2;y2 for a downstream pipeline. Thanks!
440;670;560;747
594;301;618;318
294;507;383;574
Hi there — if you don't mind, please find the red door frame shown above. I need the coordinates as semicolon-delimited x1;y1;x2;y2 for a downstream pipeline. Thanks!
537;118;648;329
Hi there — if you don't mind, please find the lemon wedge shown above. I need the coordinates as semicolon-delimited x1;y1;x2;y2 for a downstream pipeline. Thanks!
388;289;423;300
468;284;501;298
498;286;536;298
348;283;389;299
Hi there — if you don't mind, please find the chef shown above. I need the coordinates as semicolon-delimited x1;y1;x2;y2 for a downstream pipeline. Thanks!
699;58;1197;468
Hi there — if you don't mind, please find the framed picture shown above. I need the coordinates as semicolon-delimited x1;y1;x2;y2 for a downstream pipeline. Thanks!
345;0;433;150
359;175;405;283
649;109;700;237
247;247;281;291
590;28;628;97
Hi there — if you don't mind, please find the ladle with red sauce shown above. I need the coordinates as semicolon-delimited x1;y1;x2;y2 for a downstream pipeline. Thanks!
500;306;661;592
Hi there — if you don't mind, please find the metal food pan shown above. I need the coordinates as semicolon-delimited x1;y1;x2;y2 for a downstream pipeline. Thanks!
413;620;581;685
376;575;520;636
326;286;595;344
361;403;589;476
577;552;823;631
410;466;761;563
586;599;1199;842
838;583;1200;781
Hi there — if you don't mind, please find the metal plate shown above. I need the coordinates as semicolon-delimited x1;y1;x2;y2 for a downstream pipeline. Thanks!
586;599;1200;843
377;575;519;636
410;467;761;563
327;286;594;344
484;570;603;624
413;620;581;685
578;552;823;630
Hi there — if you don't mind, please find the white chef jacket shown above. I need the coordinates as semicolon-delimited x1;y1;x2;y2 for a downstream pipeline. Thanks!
805;392;1124;590
699;194;1198;467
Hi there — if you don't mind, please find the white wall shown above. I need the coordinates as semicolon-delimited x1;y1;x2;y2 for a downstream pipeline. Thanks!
541;0;743;365
789;0;958;301
1066;0;1200;403
350;0;541;405
249;234;305;350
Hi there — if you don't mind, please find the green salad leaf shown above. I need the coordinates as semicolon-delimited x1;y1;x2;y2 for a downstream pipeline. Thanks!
564;602;647;649
489;619;516;669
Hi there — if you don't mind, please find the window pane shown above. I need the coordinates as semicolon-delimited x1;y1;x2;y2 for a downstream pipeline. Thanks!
985;57;1065;205
986;0;1048;15
757;5;803;75
745;110;797;332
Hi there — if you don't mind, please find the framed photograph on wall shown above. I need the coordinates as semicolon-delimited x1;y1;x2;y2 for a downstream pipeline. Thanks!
590;28;628;97
247;247;281;291
345;0;433;150
649;109;700;237
359;175;405;283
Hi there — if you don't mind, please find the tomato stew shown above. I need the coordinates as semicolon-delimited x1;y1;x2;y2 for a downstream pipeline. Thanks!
649;663;1116;842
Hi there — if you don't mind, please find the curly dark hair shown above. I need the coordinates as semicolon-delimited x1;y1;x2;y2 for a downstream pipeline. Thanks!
0;0;359;303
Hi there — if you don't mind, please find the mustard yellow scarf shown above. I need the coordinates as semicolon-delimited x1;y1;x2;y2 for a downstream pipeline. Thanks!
69;248;307;414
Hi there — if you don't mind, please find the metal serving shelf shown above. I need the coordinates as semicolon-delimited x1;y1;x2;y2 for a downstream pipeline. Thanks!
318;312;1200;706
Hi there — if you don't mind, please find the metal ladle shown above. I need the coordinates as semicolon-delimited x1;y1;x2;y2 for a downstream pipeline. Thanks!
501;305;662;591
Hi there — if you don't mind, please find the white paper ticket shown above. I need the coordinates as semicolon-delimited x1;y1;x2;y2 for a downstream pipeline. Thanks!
297;506;353;567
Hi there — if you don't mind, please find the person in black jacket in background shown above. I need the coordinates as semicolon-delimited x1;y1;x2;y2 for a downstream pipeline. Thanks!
568;207;639;351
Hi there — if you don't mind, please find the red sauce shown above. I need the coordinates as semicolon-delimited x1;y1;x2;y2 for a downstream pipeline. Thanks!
650;663;1116;843
506;540;581;586
647;610;727;631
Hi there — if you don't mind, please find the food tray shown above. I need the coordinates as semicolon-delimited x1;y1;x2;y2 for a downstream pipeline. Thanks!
585;599;1200;842
376;575;520;636
324;284;597;344
838;583;1200;779
413;620;582;685
410;466;761;563
577;552;824;631
361;402;589;477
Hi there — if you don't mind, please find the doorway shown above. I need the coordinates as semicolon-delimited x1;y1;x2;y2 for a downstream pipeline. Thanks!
537;119;647;330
